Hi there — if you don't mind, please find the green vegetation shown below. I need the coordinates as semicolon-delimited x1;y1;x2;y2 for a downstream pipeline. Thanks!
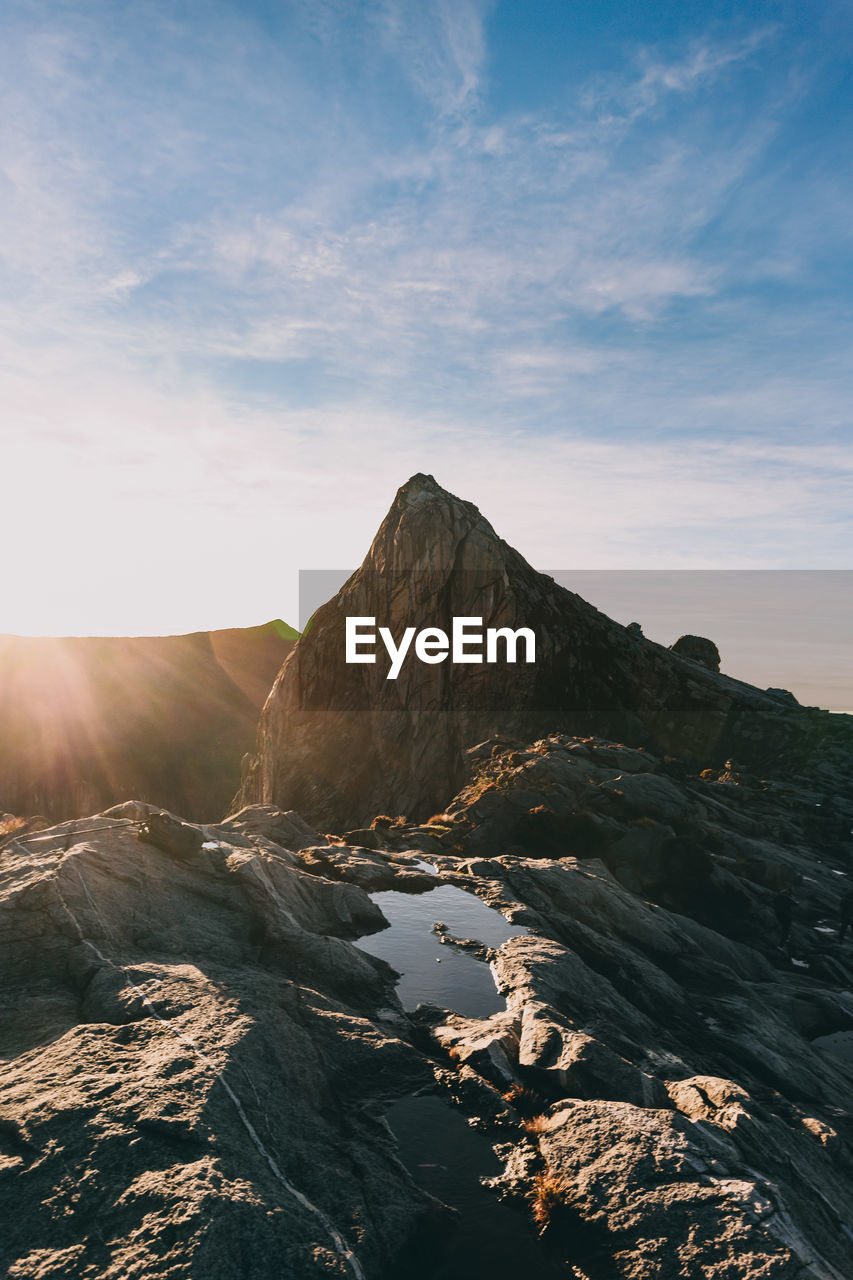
268;618;301;642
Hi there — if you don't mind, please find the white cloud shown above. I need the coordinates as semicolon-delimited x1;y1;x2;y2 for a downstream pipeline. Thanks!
100;270;145;297
0;6;850;638
0;11;815;385
576;259;715;319
2;348;851;635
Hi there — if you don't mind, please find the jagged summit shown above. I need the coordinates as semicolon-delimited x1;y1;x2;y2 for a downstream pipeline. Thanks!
240;477;853;830
352;472;514;580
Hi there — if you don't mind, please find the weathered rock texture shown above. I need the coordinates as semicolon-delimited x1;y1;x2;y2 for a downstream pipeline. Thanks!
0;621;295;822
0;804;435;1279
241;474;853;830
2;724;853;1277
407;734;853;1279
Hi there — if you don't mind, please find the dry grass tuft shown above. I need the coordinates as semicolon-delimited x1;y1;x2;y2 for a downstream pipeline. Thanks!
529;1172;566;1233
502;1083;544;1117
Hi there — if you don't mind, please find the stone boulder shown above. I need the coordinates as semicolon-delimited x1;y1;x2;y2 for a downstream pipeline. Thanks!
669;634;722;672
525;1097;851;1278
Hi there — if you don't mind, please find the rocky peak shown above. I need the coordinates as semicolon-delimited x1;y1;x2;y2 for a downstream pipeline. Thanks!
241;476;853;830
366;472;505;567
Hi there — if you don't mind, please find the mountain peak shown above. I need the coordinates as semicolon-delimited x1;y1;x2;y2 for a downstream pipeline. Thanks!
241;480;853;830
392;472;480;517
358;475;510;591
398;471;441;498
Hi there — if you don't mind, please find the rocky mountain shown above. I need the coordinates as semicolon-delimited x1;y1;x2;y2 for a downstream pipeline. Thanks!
240;474;853;831
3;476;852;1278
0;621;296;823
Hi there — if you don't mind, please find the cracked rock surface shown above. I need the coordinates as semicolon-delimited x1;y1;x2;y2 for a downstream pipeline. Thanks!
3;724;853;1278
399;733;853;1279
0;805;434;1279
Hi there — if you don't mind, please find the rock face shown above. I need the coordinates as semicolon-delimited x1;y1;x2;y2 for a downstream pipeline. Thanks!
406;734;853;1279
670;633;722;671
3;726;852;1278
0;621;296;822
0;804;434;1279
241;474;853;830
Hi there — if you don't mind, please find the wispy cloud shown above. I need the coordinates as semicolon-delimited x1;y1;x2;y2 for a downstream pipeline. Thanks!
375;0;488;116
0;8;831;383
582;27;778;124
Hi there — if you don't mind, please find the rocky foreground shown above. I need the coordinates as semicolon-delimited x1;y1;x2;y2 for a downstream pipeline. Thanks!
2;733;853;1278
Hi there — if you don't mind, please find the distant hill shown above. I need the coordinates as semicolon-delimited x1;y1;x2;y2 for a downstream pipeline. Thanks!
0;620;297;822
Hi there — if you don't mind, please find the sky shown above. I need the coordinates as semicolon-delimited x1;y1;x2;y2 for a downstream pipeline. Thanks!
2;0;852;648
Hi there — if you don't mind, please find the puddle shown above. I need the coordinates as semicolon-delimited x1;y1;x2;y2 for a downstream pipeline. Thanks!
383;1095;568;1280
812;1030;853;1062
362;888;567;1276
356;882;526;1018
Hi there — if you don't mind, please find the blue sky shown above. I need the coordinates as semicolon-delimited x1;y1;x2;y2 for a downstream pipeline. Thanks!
2;0;852;635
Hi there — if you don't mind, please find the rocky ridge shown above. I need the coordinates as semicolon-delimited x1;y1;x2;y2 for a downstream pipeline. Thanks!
0;621;295;822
